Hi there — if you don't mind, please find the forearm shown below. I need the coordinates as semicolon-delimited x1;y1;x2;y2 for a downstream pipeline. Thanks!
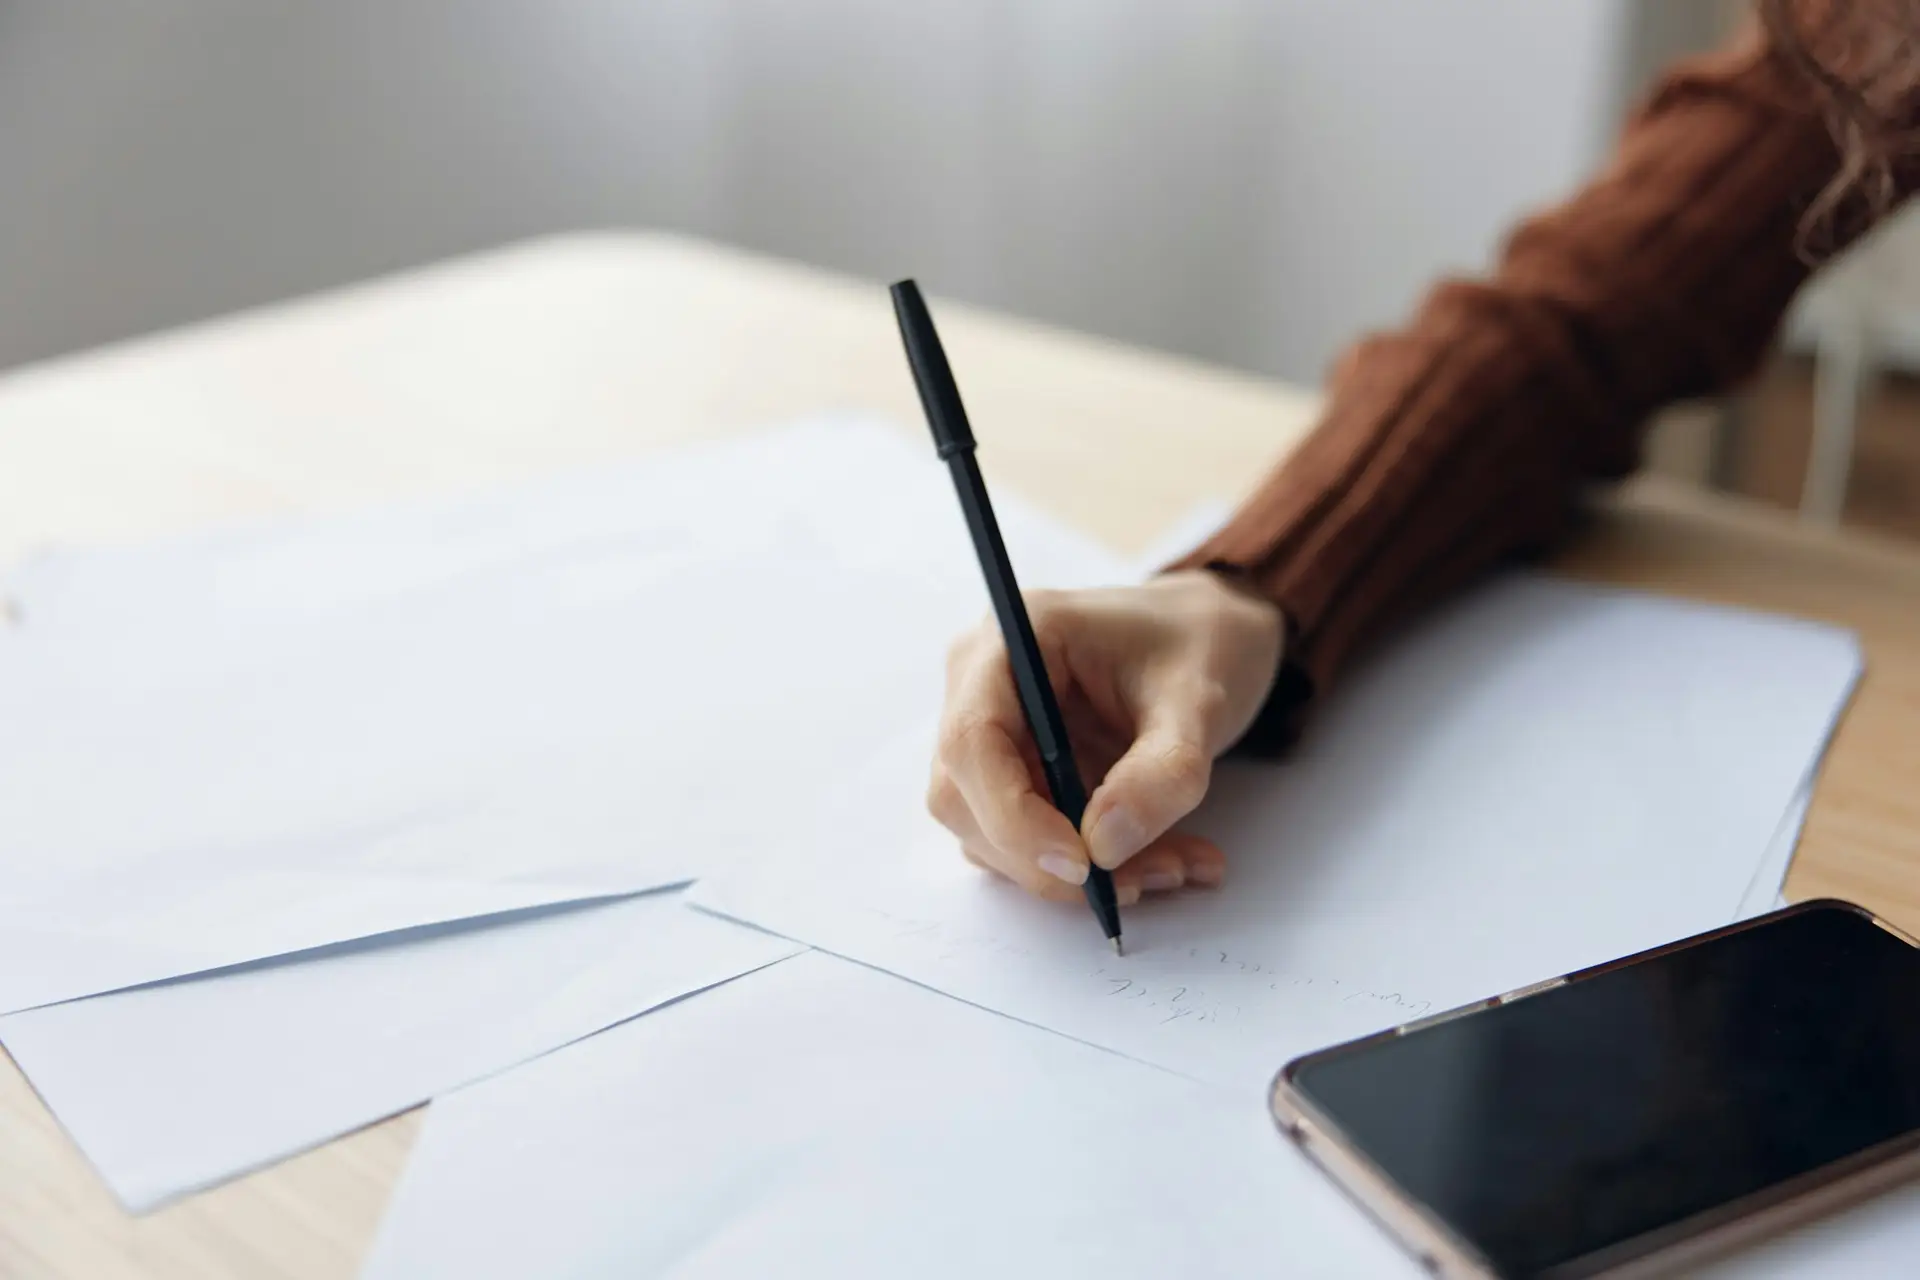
1178;27;1849;711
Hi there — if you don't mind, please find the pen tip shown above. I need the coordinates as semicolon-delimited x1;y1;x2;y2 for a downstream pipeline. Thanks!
1112;936;1125;957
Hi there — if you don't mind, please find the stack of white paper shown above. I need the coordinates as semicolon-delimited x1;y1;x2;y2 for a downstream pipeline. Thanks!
0;892;797;1210
0;418;1130;1207
0;417;1125;1010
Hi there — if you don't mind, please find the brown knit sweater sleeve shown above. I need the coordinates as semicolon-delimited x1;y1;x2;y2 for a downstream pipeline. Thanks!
1174;27;1858;716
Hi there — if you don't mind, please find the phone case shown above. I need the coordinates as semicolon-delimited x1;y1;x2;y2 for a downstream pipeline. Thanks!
1270;899;1920;1279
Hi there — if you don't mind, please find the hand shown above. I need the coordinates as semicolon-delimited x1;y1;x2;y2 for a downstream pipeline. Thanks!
928;569;1284;904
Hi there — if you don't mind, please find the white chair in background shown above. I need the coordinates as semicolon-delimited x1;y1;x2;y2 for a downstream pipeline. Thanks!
1783;204;1920;525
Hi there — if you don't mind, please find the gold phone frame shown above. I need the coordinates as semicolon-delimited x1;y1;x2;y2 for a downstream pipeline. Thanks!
1270;899;1920;1278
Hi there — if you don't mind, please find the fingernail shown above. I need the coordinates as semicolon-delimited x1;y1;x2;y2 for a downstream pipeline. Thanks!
1141;870;1183;892
1187;862;1224;887
1087;808;1148;870
1037;852;1089;886
1116;881;1143;907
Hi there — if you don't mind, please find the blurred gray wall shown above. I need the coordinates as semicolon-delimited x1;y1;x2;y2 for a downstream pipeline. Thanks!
0;2;1721;384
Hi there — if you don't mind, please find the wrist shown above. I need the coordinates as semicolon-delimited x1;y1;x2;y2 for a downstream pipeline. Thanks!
1153;567;1288;746
1183;566;1305;758
1182;565;1287;664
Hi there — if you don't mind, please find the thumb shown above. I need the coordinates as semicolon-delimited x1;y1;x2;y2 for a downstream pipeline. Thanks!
1080;682;1215;871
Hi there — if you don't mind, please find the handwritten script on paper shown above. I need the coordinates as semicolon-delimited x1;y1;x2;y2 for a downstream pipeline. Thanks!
861;907;1432;1036
1089;956;1433;1027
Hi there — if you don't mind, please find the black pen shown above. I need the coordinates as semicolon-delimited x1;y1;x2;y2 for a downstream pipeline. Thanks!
890;279;1124;954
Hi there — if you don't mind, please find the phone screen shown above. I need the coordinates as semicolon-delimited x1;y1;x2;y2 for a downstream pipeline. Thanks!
1287;903;1920;1277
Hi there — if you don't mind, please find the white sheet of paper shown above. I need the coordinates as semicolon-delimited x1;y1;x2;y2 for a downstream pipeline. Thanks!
0;418;1130;1009
1737;779;1813;919
697;576;1861;1092
1;419;984;636
364;950;1417;1279
0;891;799;1211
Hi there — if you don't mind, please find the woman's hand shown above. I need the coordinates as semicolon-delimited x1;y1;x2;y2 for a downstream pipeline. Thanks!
928;569;1284;904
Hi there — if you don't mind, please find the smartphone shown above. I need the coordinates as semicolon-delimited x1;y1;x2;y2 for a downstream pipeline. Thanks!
1272;900;1920;1278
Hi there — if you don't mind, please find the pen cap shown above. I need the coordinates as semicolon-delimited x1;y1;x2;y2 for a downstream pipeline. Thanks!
890;279;976;458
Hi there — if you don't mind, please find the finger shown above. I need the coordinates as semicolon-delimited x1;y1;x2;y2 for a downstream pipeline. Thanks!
1175;832;1227;887
1151;831;1225;887
938;665;1090;887
1109;832;1228;896
943;717;1089;884
1115;843;1187;895
1081;682;1215;871
931;764;1084;902
962;839;1085;903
